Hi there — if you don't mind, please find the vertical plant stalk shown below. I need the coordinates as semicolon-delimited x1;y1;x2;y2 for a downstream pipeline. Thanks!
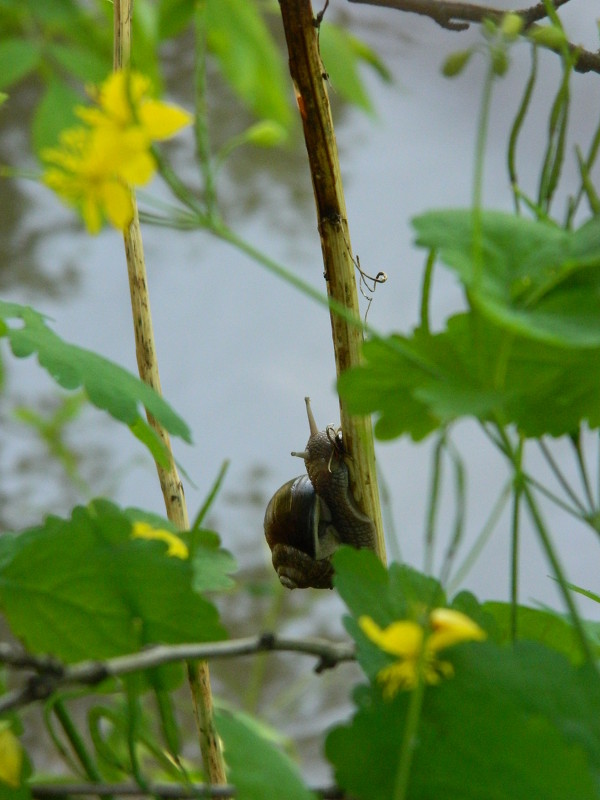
113;0;226;786
278;0;386;562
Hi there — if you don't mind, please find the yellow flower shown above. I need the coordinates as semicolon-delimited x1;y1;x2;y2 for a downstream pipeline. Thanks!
43;126;135;233
80;71;192;140
359;608;486;697
42;70;192;233
0;725;23;788
131;521;189;559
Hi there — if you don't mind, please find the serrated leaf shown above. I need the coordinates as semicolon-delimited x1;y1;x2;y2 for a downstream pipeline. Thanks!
216;709;315;800
0;301;191;451
413;210;600;348
205;0;291;129
0;500;226;666
326;641;600;800
191;531;237;592
339;314;600;440
0;39;40;90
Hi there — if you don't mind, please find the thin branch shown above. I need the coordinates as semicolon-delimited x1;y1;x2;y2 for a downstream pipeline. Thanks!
347;0;600;74
30;784;234;799
28;781;348;799
278;0;386;562
0;635;356;713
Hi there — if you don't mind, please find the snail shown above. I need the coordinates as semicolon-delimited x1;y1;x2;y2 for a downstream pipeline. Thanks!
264;397;377;589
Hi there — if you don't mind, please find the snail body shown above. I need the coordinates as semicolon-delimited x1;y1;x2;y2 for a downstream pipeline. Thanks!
264;397;377;589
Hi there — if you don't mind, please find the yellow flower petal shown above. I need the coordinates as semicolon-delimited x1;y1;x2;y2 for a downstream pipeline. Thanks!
131;521;189;559
100;180;134;232
359;616;423;658
139;100;193;139
0;727;23;788
360;608;486;699
428;608;487;653
377;661;419;695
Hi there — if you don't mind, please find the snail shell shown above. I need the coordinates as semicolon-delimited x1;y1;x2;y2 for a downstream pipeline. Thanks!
264;475;338;589
264;398;376;590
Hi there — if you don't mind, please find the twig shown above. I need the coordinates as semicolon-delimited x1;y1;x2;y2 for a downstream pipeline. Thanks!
113;0;225;785
347;0;600;74
0;635;356;713
28;781;348;799
278;0;387;562
30;784;234;799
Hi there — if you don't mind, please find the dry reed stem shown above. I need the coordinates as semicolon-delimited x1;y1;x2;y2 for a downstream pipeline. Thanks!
113;0;226;785
279;0;386;562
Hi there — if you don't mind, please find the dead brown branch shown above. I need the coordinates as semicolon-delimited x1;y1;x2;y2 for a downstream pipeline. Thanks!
347;0;600;74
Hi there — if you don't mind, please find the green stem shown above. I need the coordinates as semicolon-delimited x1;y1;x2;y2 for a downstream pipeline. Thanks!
53;699;110;799
194;1;218;221
538;439;587;515
125;678;148;790
480;425;587;521
495;424;596;667
438;439;466;587
508;45;537;214
424;434;445;576
393;679;426;800
419;250;435;334
509;436;524;641
570;432;595;511
472;62;495;292
151;147;207;221
447;479;512;594
214;222;438;377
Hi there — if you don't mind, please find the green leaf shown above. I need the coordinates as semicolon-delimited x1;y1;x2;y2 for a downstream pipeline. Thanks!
484;601;589;664
333;547;391;620
326;641;600;800
205;0;292;129
0;39;40;90
191;530;237;592
32;78;82;154
129;417;171;469
413;210;600;348
215;709;315;800
0;500;226;665
339;314;600;440
319;23;374;113
24;0;82;27
46;42;109;83
157;0;195;39
0;301;191;450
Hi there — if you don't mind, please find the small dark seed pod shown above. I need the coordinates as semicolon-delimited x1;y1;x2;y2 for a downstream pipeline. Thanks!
263;398;376;590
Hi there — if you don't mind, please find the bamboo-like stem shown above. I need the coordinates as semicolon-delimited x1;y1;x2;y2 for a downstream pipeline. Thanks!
113;0;226;786
278;0;386;562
